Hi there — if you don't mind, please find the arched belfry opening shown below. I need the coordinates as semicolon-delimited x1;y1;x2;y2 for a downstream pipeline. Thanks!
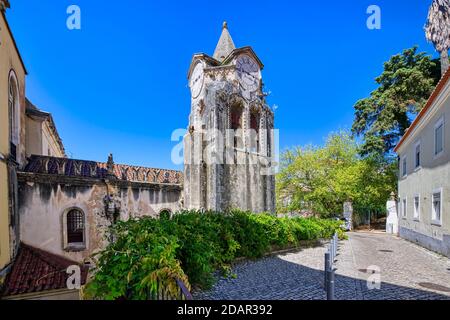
230;103;244;149
249;108;260;154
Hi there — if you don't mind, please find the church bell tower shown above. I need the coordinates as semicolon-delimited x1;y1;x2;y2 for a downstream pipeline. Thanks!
183;22;275;213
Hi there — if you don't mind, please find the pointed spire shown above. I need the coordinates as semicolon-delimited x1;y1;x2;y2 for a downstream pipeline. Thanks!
213;21;236;62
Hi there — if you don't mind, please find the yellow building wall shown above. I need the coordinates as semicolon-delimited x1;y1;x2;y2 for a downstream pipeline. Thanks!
0;162;8;270
0;10;26;270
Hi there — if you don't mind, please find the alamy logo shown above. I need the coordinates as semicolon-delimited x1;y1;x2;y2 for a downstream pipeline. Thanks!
366;265;381;290
66;265;81;290
367;5;381;30
66;5;81;30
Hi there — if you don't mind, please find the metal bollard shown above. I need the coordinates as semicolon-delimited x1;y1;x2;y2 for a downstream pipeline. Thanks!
327;267;335;300
324;252;330;292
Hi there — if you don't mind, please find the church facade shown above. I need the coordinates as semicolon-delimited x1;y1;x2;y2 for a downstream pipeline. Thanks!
0;2;276;299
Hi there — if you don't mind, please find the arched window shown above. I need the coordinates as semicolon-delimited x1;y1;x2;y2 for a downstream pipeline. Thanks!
159;209;172;220
8;71;19;161
67;209;84;244
63;208;86;251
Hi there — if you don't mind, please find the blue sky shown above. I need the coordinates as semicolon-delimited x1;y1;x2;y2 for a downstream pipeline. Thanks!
6;0;437;170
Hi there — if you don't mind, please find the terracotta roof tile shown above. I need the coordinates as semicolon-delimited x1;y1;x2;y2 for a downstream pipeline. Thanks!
1;243;88;297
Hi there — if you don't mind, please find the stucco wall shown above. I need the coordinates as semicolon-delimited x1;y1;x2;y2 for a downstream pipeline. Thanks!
0;11;26;270
42;121;64;157
0;163;8;269
25;117;43;157
18;174;181;263
0;12;27;166
397;78;450;253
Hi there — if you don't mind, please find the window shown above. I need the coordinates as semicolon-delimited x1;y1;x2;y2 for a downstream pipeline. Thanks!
432;190;442;224
415;142;421;169
63;208;86;251
159;209;172;220
402;157;407;177
402;198;407;218
67;209;84;244
414;195;420;220
8;71;19;161
435;117;444;156
8;79;15;141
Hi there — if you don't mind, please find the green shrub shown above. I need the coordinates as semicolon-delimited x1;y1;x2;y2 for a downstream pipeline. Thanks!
84;211;345;299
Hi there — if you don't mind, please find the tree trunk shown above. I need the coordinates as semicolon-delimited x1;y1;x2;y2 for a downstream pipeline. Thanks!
441;49;449;76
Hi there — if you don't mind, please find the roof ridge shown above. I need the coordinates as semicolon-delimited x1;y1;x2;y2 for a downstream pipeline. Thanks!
112;162;182;173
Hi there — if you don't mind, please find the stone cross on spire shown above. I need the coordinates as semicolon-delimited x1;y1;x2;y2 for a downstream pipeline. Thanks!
213;21;236;62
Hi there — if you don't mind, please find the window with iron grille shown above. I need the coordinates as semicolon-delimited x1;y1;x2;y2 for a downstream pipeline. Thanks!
67;209;84;243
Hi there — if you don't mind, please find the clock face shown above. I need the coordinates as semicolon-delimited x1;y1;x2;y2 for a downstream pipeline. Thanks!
236;54;260;92
190;62;204;99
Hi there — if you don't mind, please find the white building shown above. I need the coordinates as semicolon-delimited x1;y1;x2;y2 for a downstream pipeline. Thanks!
395;69;450;258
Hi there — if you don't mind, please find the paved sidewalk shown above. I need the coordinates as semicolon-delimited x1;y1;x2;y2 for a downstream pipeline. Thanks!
193;232;450;300
335;232;450;300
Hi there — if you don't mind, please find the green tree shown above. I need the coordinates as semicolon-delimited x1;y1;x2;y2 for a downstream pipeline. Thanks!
276;131;396;217
352;47;441;157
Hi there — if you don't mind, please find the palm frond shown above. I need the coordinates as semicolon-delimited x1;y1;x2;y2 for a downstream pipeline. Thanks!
425;0;450;52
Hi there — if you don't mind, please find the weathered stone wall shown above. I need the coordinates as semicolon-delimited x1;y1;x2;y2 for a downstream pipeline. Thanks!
17;173;181;263
184;52;276;213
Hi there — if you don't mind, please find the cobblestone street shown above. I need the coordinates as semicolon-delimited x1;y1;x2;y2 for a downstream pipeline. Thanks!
193;232;450;300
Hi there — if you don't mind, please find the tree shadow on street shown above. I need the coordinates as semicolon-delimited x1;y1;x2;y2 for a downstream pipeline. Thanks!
193;252;450;301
